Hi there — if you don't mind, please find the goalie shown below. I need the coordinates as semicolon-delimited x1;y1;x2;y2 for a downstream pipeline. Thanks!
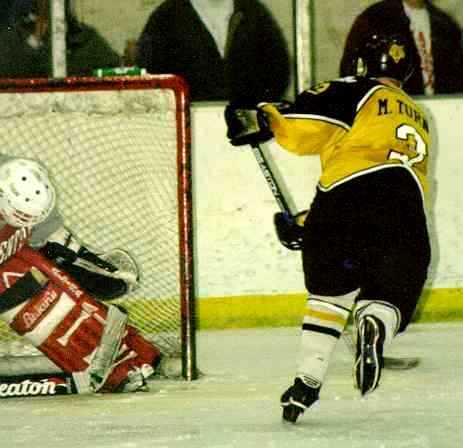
0;157;162;393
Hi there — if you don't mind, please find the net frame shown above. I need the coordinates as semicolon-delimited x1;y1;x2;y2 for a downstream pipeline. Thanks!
0;75;198;381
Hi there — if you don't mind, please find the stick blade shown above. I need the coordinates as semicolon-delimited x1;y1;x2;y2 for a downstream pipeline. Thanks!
384;356;420;370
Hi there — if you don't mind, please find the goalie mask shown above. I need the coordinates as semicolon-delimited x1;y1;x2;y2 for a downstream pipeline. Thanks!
354;34;415;83
0;158;56;227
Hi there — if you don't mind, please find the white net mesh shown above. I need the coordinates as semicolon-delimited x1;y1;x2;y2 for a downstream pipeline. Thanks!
0;80;192;363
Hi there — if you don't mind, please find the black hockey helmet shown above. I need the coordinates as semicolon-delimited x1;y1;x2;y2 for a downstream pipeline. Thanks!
354;33;415;83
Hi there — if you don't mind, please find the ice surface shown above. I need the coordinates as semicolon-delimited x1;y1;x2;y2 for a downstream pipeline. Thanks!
1;323;462;448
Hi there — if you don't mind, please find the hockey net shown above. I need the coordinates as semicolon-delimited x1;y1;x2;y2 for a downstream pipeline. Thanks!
0;75;197;380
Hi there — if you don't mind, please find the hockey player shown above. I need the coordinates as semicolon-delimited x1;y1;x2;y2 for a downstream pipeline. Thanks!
225;33;431;422
0;157;162;393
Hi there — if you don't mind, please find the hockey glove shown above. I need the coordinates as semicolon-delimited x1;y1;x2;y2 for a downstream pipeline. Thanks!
273;210;308;251
224;102;273;147
41;242;133;301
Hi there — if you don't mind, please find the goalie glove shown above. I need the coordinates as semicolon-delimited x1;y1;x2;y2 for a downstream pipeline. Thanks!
273;210;308;251
224;102;274;147
40;227;138;301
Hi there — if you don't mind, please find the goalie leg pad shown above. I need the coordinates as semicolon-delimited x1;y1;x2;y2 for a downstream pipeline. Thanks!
99;326;162;393
0;247;161;392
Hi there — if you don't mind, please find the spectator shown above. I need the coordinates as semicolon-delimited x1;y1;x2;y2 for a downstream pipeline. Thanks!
0;0;121;78
136;0;290;102
340;0;463;95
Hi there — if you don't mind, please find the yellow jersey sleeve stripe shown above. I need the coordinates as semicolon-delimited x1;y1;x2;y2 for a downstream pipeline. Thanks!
285;114;351;131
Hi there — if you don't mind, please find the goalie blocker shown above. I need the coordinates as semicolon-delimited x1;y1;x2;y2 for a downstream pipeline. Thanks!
0;246;161;393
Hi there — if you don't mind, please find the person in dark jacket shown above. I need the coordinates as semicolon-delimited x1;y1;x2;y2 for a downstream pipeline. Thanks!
136;0;290;102
0;0;120;78
340;0;463;95
1;0;16;29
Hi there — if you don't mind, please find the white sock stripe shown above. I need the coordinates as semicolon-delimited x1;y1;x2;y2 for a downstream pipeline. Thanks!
297;290;359;386
297;374;321;388
354;300;401;344
355;300;401;334
308;288;359;311
307;299;351;319
310;288;360;302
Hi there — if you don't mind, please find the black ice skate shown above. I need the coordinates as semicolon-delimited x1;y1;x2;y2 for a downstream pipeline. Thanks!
280;377;320;423
354;315;385;395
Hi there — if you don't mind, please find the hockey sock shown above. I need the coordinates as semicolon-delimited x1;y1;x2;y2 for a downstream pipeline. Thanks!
296;289;359;385
353;300;401;347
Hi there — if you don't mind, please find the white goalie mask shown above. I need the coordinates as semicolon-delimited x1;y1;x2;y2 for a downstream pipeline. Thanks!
0;158;56;228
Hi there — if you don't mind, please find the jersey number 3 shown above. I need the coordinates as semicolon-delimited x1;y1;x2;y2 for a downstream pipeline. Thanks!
389;124;427;167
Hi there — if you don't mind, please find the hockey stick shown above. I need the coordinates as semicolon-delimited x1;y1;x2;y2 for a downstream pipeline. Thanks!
250;142;420;370
250;143;297;216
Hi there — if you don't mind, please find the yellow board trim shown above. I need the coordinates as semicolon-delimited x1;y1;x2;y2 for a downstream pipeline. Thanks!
197;288;463;330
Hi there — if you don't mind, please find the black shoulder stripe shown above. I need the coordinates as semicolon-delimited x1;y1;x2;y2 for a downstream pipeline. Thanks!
0;272;47;314
294;78;380;127
355;85;386;113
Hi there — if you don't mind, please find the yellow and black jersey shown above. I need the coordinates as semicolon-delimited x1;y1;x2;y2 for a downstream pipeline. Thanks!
262;76;430;196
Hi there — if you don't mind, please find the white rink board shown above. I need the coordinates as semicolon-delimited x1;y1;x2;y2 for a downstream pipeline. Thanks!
192;97;463;298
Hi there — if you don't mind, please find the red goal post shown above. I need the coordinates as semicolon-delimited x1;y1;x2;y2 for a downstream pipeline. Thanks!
0;75;198;381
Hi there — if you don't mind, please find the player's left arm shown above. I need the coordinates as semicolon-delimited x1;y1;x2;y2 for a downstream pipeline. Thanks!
259;103;338;155
225;85;348;155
